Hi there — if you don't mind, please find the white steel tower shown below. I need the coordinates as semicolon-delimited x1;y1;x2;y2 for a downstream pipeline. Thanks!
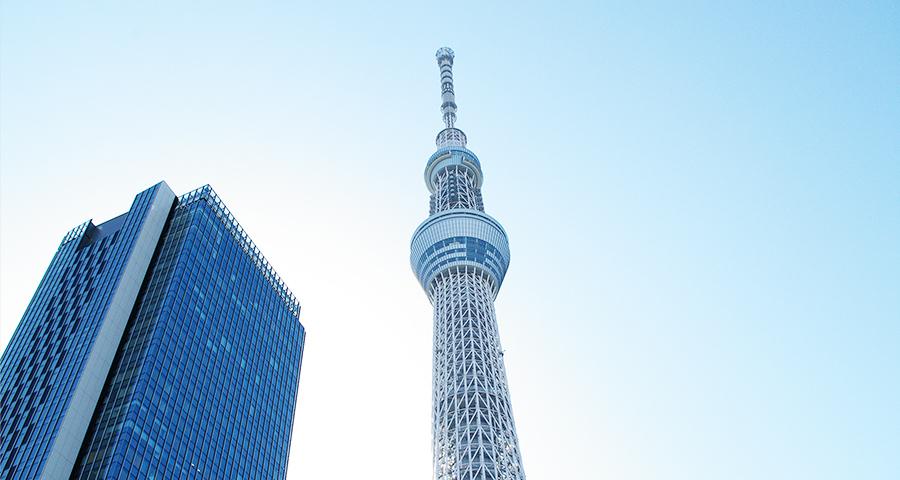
411;47;526;480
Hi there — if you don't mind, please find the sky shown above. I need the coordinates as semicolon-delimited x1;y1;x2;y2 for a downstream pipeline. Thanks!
1;1;898;479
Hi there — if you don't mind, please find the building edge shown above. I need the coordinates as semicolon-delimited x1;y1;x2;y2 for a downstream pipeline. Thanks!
40;182;176;480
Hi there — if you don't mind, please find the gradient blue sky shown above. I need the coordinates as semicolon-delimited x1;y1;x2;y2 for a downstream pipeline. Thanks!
1;1;898;479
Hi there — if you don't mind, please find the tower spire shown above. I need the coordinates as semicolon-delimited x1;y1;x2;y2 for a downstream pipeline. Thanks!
435;47;467;149
436;47;457;128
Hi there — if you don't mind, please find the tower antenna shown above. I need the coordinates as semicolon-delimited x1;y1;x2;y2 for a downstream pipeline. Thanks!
434;47;467;149
436;47;457;128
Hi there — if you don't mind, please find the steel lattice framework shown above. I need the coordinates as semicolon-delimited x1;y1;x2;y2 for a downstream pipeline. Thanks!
411;47;526;480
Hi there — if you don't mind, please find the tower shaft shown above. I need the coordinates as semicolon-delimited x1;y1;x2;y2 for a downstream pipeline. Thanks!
431;269;524;480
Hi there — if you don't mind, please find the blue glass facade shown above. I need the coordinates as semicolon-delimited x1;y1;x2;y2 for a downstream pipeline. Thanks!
0;183;304;480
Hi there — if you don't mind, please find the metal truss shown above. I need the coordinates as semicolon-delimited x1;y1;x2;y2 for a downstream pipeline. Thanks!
430;166;485;215
431;267;525;480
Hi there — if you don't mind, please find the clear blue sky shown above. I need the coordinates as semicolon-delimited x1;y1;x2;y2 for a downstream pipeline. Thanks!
2;1;898;478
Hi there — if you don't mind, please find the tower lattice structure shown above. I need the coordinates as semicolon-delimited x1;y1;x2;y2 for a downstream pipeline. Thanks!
411;47;526;480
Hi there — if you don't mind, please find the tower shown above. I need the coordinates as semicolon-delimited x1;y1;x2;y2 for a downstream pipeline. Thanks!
0;182;305;480
411;48;526;480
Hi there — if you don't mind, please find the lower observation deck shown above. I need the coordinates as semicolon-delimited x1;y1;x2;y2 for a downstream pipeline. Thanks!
410;208;510;300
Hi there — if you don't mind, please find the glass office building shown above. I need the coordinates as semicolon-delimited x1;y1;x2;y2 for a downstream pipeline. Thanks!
0;182;305;480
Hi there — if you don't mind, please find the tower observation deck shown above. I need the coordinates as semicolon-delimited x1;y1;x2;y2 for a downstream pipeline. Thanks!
411;47;526;480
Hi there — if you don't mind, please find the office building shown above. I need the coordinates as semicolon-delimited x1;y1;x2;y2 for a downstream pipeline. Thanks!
0;182;305;480
410;48;526;480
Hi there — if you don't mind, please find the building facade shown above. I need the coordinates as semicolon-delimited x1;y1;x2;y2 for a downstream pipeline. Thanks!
411;48;526;480
0;182;305;480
